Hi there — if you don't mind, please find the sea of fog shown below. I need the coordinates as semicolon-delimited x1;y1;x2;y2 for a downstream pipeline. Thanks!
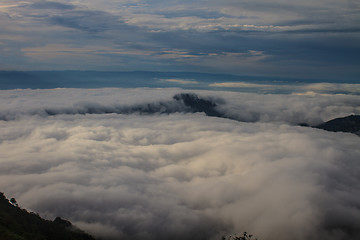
0;75;360;240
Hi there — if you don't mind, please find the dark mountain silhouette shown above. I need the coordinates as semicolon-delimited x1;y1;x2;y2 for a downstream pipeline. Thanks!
173;93;222;117
0;192;97;240
312;115;360;136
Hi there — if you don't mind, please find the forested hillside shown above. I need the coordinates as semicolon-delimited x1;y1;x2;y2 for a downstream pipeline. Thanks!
0;192;96;240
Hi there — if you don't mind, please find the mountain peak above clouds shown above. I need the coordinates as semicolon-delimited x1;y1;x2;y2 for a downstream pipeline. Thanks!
314;115;360;136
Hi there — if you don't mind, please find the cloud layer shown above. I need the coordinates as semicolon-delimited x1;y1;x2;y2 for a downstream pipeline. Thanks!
1;88;359;124
0;0;359;80
1;88;360;240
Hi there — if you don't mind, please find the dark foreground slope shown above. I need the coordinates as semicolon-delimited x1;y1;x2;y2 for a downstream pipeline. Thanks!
0;192;96;240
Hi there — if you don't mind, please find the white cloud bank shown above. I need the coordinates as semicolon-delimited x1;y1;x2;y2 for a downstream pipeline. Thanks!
209;82;360;95
161;78;199;85
0;88;360;240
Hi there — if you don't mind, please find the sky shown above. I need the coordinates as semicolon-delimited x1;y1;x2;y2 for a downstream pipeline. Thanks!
1;88;360;240
0;0;360;80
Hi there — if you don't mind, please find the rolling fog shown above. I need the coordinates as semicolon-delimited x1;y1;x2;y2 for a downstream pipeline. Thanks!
0;88;360;240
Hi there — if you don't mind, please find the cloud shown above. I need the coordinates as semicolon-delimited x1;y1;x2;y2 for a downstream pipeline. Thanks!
209;82;360;95
209;82;274;88
47;10;128;33
0;88;360;240
30;1;75;10
161;79;199;85
1;1;359;79
1;88;360;124
304;83;360;93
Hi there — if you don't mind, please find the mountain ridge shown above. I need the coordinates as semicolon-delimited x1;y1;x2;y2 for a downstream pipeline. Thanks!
0;192;97;240
313;115;360;136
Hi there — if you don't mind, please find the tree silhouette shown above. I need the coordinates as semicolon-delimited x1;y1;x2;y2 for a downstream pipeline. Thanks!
9;198;18;207
222;232;258;240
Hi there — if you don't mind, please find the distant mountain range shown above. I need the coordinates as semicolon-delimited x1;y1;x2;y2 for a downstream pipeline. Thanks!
0;192;96;240
0;70;354;90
